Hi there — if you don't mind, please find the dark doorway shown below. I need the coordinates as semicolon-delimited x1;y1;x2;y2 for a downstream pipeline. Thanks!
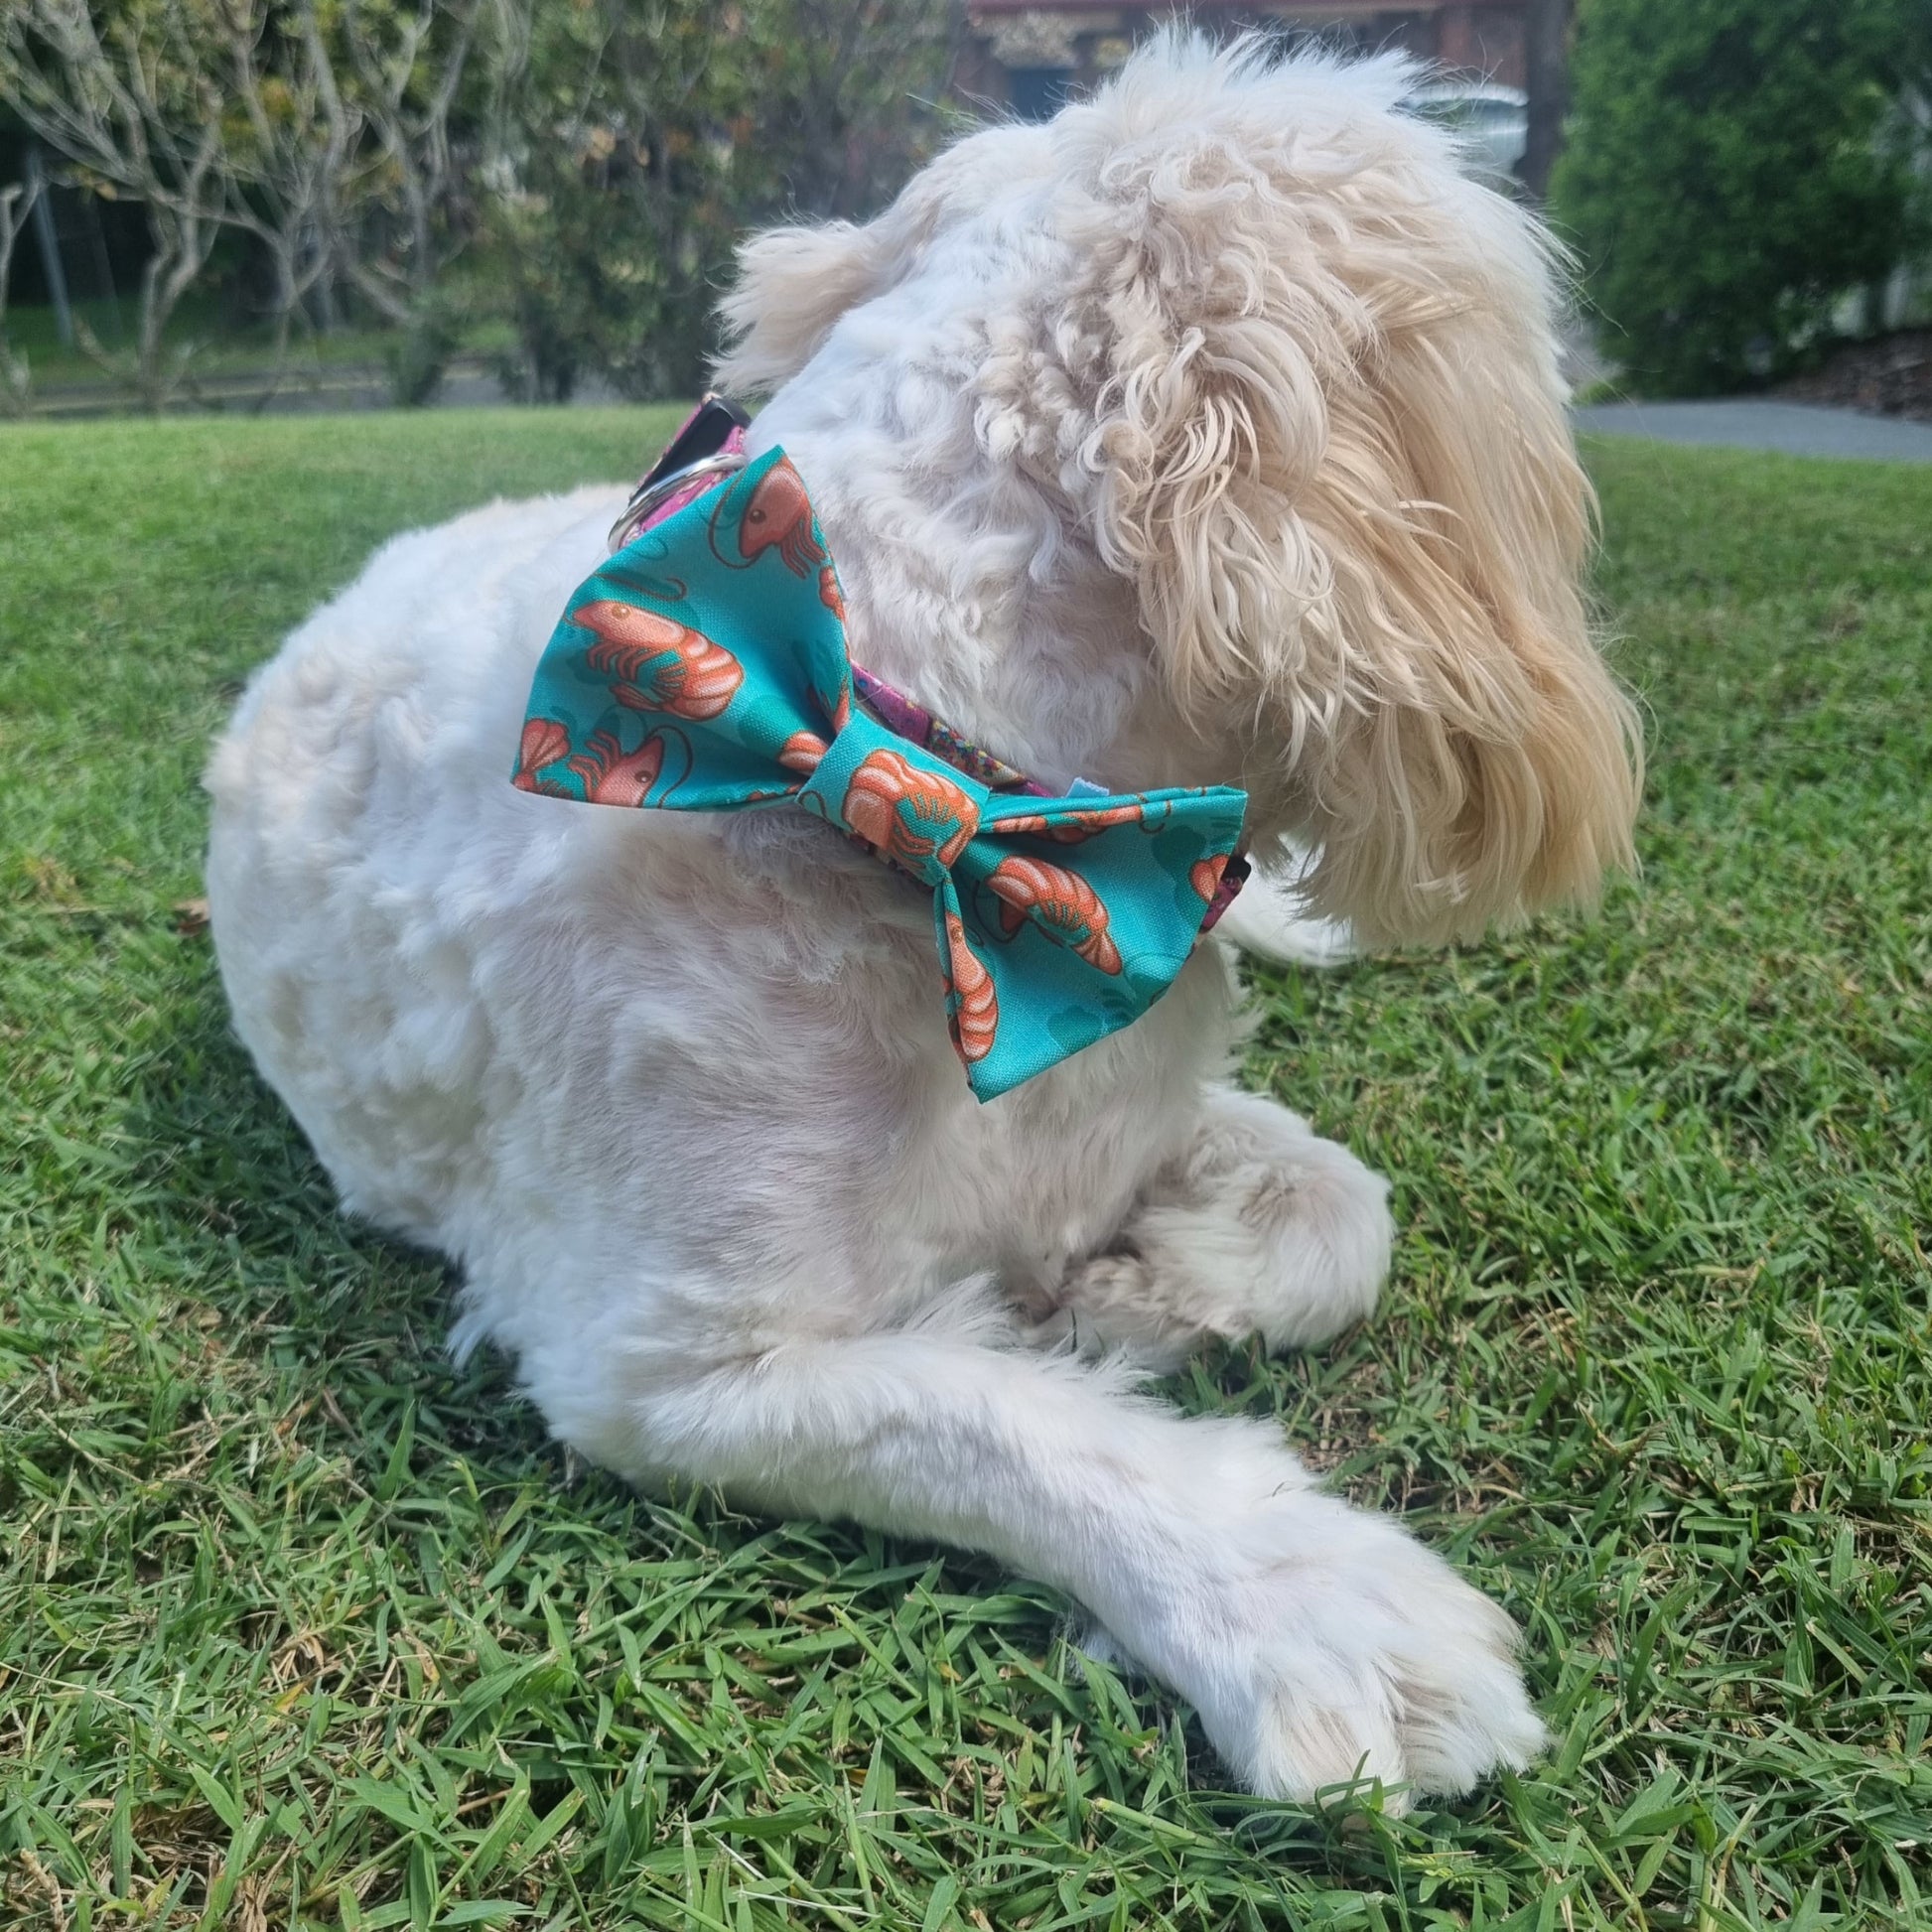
1010;67;1075;120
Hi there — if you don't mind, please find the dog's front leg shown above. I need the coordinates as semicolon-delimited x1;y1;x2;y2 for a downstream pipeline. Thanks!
1037;1086;1395;1368
621;1322;1542;1804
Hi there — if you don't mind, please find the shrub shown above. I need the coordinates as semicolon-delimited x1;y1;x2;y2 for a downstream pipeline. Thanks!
478;0;961;405
1552;0;1920;395
386;289;470;408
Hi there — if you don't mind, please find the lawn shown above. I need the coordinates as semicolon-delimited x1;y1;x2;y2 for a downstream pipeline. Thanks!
2;412;1929;1930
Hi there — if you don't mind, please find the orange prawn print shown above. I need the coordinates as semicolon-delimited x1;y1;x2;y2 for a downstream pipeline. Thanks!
842;750;980;878
942;912;999;1064
737;458;825;576
576;601;744;721
987;856;1123;974
776;676;851;775
512;718;572;792
818;565;846;621
778;731;828;775
1190;853;1231;902
991;803;1140;844
565;730;663;807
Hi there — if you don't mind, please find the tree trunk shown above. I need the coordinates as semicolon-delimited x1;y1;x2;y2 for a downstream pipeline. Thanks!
0;178;41;412
1519;0;1574;202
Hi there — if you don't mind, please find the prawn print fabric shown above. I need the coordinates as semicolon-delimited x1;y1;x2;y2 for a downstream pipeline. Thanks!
514;446;1248;1100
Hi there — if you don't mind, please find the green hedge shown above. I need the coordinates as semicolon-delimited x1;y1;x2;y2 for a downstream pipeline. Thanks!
1552;0;1920;395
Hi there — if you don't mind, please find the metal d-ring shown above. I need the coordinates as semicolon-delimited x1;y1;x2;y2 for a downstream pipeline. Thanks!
607;451;749;554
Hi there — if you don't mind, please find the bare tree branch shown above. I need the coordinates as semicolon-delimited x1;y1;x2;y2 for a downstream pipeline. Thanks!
1;0;234;406
0;176;42;414
2;0;497;402
334;0;487;322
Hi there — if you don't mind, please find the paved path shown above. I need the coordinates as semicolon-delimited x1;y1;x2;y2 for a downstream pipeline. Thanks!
1574;399;1932;464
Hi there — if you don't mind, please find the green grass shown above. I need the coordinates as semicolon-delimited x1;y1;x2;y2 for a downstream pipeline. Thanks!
3;412;1929;1929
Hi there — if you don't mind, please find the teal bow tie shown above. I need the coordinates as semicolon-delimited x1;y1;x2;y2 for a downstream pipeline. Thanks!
513;445;1247;1100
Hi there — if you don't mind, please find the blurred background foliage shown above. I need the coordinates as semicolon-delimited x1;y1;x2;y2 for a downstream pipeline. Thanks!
1553;0;1932;395
2;0;1931;409
478;0;963;403
0;0;962;410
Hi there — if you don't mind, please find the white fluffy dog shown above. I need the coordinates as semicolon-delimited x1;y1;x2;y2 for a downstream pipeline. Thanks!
207;36;1638;1805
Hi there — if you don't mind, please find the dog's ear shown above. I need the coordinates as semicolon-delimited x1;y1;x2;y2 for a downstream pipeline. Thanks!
1065;45;1640;944
715;169;957;396
713;221;884;396
1285;273;1645;948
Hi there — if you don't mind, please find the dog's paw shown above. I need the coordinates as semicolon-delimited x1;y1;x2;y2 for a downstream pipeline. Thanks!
1224;1533;1543;1806
1053;1120;1394;1367
1126;1466;1545;1806
1211;1123;1395;1353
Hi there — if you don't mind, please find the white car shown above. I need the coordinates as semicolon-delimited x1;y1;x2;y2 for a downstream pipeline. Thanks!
1401;81;1529;178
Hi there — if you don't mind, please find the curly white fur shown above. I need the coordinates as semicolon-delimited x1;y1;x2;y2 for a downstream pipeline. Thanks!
207;34;1637;1806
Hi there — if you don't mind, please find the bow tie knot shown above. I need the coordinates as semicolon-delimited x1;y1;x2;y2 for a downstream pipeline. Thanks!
514;445;1247;1100
800;709;986;889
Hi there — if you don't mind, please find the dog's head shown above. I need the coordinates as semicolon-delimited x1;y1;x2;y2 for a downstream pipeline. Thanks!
716;33;1639;947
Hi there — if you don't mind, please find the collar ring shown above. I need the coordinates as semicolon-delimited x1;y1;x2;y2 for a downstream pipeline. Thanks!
608;451;749;555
